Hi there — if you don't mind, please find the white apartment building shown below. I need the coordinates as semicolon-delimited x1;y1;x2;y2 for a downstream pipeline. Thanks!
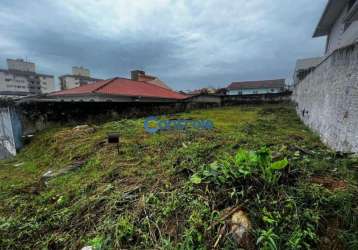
59;66;102;90
0;59;55;97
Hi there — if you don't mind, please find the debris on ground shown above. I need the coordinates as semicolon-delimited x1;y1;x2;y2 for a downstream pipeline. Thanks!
319;218;345;250
73;124;96;133
80;246;93;250
310;176;348;191
230;210;252;247
211;207;254;249
41;159;86;180
73;125;90;130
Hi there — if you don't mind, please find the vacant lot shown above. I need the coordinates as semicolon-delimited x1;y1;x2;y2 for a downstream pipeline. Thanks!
0;104;357;249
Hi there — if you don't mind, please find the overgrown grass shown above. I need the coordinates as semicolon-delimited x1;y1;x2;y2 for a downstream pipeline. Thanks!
0;104;357;249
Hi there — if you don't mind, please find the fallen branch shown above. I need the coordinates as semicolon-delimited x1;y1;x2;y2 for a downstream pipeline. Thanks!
207;206;241;231
213;224;227;248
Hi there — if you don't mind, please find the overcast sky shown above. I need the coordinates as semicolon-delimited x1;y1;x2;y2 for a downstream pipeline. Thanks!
0;0;327;90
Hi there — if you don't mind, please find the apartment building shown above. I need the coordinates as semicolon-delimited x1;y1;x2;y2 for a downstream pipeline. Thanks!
0;59;55;97
59;66;102;90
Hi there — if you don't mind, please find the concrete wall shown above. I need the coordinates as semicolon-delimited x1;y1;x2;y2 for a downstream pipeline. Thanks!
293;43;358;153
225;92;291;105
185;94;222;109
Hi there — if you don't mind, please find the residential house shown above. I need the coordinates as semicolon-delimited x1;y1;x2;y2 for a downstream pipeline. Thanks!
59;66;102;90
227;79;285;95
0;59;55;97
293;57;323;86
314;0;358;55
46;76;187;102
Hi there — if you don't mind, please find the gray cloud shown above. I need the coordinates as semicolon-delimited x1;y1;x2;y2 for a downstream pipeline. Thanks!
0;0;327;90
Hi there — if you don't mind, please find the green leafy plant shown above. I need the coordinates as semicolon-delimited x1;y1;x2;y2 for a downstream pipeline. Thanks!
191;148;288;186
88;235;104;250
256;228;279;250
255;148;289;184
114;215;134;242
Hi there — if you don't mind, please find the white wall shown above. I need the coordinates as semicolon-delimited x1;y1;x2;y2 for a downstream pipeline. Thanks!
60;76;98;90
0;71;55;94
0;71;31;92
327;5;358;54
61;76;81;89
293;43;358;153
39;75;55;93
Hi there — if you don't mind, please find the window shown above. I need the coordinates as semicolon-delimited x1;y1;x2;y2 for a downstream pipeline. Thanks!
253;90;258;94
238;91;242;95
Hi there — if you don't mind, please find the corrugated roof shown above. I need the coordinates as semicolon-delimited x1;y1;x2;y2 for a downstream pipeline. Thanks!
49;77;187;100
227;79;285;90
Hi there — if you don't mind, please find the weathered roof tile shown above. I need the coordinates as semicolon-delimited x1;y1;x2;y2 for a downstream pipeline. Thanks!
49;77;187;100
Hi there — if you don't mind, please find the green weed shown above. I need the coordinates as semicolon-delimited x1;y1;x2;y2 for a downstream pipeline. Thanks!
190;147;288;186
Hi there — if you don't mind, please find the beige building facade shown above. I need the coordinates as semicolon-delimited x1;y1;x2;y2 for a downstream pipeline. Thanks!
0;59;55;97
60;66;101;90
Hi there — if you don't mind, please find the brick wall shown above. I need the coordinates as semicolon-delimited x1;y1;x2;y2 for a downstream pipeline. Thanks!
293;43;358;153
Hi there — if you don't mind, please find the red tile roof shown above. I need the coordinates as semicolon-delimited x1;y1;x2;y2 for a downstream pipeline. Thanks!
49;77;187;100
